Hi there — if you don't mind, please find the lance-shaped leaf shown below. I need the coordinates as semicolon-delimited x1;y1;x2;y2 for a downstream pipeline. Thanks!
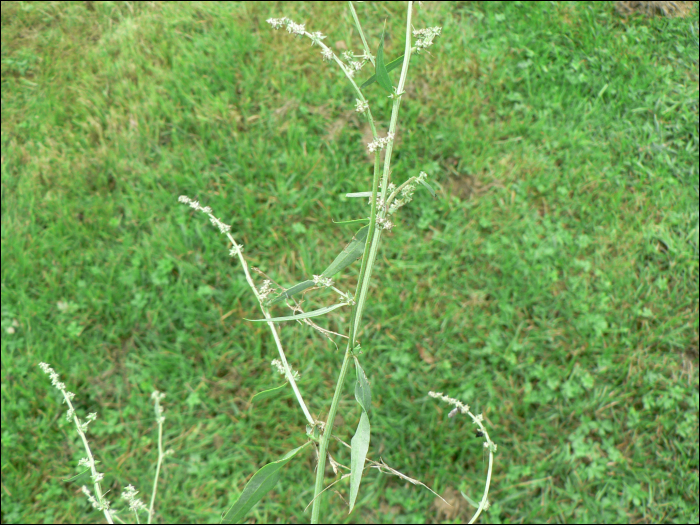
353;357;372;415
348;411;371;513
265;279;315;307
246;303;349;323
264;225;369;307
320;224;369;278
361;54;405;89
250;383;290;404
417;178;437;198
222;442;311;524
345;192;373;198
332;217;370;225
374;21;394;94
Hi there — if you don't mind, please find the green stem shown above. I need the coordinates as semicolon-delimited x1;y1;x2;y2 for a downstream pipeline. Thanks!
310;3;414;523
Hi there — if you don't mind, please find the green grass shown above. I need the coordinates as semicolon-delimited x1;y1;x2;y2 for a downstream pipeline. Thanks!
1;1;698;523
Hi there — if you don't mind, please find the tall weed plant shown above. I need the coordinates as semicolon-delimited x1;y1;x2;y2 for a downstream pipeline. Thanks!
38;2;496;523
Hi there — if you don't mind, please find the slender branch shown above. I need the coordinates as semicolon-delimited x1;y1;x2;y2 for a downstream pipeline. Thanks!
148;392;166;525
178;197;315;427
349;2;375;67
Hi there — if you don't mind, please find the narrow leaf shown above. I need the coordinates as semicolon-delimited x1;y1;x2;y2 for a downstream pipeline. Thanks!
222;442;311;524
250;383;290;404
332;218;370;225
321;225;369;278
461;491;480;509
417;178;437;198
345;192;373;198
265;225;369;307
374;21;393;94
348;412;371;512
353;357;372;414
63;467;92;482
265;279;315;307
360;54;405;89
246;303;348;323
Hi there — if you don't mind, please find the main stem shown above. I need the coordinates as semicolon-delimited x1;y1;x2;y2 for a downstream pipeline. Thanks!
311;3;414;522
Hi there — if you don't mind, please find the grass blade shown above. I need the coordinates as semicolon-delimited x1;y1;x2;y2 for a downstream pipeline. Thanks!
221;442;311;524
246;303;348;323
348;412;371;513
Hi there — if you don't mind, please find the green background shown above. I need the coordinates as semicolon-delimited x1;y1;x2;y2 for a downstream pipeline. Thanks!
2;1;698;523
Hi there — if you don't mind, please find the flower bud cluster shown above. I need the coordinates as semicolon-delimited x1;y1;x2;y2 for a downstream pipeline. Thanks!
258;280;275;300
312;275;334;287
367;132;395;153
178;195;232;235
428;391;470;415
388;171;427;215
413;26;442;51
355;98;369;113
82;486;110;512
121;485;148;514
376;216;394;231
266;17;306;36
272;358;300;379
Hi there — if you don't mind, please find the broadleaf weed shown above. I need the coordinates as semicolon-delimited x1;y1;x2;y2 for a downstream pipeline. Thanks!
37;2;496;523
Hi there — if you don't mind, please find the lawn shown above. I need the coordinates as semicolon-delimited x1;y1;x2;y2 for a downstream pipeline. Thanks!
1;1;698;523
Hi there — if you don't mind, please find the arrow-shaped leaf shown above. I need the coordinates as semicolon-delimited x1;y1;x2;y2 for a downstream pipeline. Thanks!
361;54;405;89
221;442;311;524
374;21;393;94
246;303;348;323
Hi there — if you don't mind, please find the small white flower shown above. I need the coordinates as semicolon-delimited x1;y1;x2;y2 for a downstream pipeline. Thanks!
428;391;470;414
321;47;334;61
266;17;287;30
367;132;394;153
229;243;244;256
271;358;300;379
258;280;274;299
121;484;148;513
355;99;369;113
286;21;305;36
312;275;333;287
413;26;442;51
310;32;326;46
